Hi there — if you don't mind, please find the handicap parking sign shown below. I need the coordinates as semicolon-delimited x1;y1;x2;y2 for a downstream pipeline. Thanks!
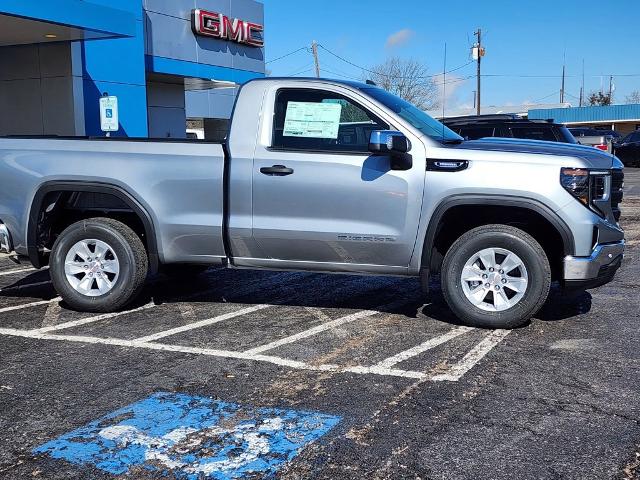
99;95;118;132
34;392;341;479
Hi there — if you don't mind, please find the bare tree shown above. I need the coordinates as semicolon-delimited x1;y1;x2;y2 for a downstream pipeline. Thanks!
366;57;439;110
587;91;612;106
625;90;640;104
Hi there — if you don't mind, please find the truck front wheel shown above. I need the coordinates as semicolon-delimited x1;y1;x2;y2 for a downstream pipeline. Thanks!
441;224;551;329
49;218;148;313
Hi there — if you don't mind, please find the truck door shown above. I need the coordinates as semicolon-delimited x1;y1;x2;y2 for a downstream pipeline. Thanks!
248;87;425;272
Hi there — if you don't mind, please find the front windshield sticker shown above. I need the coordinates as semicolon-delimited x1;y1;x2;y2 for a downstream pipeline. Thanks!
283;101;342;139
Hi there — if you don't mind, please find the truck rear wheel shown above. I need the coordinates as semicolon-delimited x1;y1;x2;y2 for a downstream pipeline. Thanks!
50;218;148;313
441;224;551;329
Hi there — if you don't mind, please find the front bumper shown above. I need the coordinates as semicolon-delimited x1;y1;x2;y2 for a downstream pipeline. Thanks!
563;241;624;289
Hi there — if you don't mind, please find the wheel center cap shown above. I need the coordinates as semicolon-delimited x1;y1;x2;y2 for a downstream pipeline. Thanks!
489;272;502;285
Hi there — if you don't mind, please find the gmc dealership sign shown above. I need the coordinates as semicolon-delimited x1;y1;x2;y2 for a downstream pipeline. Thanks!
192;9;264;47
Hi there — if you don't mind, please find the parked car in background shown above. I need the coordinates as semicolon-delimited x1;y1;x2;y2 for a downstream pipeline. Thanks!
443;115;578;144
569;127;615;153
614;131;640;167
186;129;205;140
593;129;623;141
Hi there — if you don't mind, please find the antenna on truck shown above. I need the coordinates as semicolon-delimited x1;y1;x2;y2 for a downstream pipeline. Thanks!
442;43;447;139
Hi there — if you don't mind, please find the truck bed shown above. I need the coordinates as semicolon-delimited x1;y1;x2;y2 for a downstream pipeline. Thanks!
0;137;227;265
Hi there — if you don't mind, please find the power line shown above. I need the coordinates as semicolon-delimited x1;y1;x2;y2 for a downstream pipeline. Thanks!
319;66;474;86
482;73;640;78
564;91;582;101
291;68;314;77
285;63;315;76
317;44;474;79
531;90;561;103
266;47;308;64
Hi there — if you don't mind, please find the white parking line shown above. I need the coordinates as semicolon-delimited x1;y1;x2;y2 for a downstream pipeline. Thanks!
0;327;434;380
0;323;510;382
134;304;270;343
243;308;380;355
0;298;61;314
36;302;159;333
17;272;307;334
374;326;475;369
0;267;40;277
430;329;512;382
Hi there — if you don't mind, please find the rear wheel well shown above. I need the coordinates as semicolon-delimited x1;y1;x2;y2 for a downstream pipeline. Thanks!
426;204;569;280
29;185;157;272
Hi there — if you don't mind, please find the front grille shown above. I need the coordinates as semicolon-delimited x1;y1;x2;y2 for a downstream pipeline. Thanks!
611;169;624;222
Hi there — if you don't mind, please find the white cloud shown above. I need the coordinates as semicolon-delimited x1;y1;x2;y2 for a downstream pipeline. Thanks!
385;29;415;48
433;73;469;110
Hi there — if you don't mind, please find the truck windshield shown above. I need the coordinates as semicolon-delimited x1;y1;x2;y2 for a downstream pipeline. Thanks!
360;87;463;143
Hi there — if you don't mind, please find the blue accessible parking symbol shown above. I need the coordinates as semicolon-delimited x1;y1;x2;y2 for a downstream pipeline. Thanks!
34;392;341;479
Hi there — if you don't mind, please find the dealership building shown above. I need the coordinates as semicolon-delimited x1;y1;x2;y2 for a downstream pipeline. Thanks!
0;0;265;139
528;104;640;136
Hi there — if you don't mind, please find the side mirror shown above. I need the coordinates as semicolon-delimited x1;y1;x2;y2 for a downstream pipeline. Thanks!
369;130;410;155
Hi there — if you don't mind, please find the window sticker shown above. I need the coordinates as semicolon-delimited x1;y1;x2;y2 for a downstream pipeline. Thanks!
283;101;342;139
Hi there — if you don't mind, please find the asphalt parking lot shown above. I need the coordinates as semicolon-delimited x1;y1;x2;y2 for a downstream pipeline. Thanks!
1;170;639;480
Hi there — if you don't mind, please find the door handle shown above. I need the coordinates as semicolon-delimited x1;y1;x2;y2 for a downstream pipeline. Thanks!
260;165;294;176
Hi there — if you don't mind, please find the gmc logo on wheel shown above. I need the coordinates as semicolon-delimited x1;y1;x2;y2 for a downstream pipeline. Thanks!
192;9;264;48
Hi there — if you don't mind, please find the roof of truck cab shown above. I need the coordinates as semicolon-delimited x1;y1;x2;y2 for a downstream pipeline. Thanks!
246;77;372;90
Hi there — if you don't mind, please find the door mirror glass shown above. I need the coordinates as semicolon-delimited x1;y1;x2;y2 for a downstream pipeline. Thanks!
368;131;410;156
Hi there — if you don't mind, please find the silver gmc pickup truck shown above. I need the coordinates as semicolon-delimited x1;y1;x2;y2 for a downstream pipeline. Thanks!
0;78;625;329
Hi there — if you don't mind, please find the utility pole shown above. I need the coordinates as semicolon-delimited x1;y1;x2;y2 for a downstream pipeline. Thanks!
608;75;614;100
311;41;320;78
560;51;566;103
473;29;484;116
560;64;566;103
579;59;585;107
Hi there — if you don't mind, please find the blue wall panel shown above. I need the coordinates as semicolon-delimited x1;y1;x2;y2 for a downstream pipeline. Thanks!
0;0;135;37
529;104;640;124
146;56;264;84
79;1;148;137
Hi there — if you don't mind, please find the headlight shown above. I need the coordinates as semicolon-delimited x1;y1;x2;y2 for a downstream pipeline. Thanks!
560;168;590;206
560;168;611;217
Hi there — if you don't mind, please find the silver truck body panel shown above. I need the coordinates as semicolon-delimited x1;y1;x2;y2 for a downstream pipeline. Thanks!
0;139;227;264
239;80;428;275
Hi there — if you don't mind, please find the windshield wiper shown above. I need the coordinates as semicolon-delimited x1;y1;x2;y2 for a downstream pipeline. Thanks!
441;138;464;145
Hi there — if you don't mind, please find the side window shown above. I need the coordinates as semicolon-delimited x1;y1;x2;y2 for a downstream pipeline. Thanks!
457;126;495;140
509;127;558;142
272;89;389;152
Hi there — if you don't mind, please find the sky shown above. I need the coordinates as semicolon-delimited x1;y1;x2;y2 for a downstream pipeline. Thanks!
262;0;640;111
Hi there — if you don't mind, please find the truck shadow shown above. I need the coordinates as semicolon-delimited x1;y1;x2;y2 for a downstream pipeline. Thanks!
0;269;592;327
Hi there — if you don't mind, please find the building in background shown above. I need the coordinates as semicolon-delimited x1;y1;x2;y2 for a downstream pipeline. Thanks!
429;103;571;120
528;104;640;135
0;0;265;139
432;102;640;136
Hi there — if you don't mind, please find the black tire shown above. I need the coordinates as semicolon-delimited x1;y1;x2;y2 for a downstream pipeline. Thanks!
441;224;551;329
50;218;148;313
